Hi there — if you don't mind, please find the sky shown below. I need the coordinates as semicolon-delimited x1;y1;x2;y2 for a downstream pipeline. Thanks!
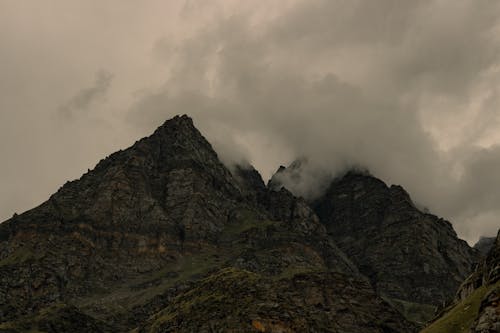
1;0;499;244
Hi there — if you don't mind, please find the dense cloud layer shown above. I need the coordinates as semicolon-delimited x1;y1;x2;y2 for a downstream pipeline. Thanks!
1;1;499;243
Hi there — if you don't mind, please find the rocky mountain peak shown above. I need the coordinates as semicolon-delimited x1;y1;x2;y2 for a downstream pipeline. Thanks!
152;114;206;147
159;113;193;127
134;114;223;168
267;160;304;191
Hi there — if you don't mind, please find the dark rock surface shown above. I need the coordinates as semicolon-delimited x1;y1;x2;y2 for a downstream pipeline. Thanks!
0;115;415;332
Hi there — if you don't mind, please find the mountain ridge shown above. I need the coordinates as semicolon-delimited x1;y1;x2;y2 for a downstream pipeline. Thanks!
0;114;482;332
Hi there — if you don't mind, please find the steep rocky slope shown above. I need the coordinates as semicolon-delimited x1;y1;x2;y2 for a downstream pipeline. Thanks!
0;115;414;332
271;164;478;325
423;229;499;332
137;268;415;333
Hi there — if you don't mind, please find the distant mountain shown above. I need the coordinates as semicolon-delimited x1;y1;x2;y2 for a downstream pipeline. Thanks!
474;236;497;257
0;115;417;332
272;162;479;325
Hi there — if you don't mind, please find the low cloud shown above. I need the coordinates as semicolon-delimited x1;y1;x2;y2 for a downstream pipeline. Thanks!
128;0;500;243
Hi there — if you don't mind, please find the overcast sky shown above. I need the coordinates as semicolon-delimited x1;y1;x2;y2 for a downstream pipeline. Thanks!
1;0;499;244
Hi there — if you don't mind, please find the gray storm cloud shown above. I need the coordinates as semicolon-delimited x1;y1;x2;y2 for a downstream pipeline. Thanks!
129;0;500;242
1;0;499;244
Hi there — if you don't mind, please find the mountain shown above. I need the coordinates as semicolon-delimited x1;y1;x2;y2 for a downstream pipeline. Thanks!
423;229;499;332
0;115;416;332
474;236;497;257
271;162;478;325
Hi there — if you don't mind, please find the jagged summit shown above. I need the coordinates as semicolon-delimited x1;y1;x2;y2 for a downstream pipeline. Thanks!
133;113;223;168
267;158;309;191
159;113;193;126
151;114;196;134
150;114;213;153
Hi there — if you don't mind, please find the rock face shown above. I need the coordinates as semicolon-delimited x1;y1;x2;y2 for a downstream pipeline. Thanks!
0;115;414;332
